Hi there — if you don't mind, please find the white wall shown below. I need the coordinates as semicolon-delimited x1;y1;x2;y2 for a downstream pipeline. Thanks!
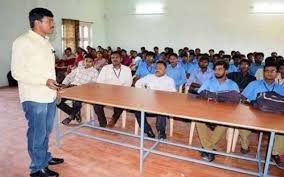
104;0;284;55
0;0;106;87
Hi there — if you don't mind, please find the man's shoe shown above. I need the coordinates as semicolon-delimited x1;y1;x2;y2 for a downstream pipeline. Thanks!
146;129;156;138
272;155;284;169
75;112;82;123
30;168;59;177
240;147;250;154
48;158;64;165
45;167;59;177
158;131;166;139
202;152;215;162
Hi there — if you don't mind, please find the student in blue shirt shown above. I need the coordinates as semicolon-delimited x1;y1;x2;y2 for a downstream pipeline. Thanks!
242;62;284;169
133;51;156;84
153;46;160;62
179;52;198;79
249;52;264;76
166;53;187;89
197;60;239;162
229;54;241;73
187;55;214;93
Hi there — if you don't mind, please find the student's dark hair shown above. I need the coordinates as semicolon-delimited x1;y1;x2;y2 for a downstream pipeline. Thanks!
199;55;209;62
219;50;225;54
65;47;72;52
146;51;155;57
184;47;189;50
168;48;174;54
209;49;214;52
153;46;159;50
181;51;188;58
223;54;231;60
265;57;276;64
213;60;229;70
121;49;127;53
141;47;146;50
111;51;121;57
232;54;241;60
169;53;178;58
255;52;264;58
278;59;284;67
239;59;250;66
156;61;167;68
189;50;195;55
213;54;220;58
263;62;278;71
29;8;53;28
85;54;94;60
247;53;254;57
96;51;102;54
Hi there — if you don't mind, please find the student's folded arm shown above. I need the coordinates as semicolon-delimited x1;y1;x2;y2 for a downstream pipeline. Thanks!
11;41;48;85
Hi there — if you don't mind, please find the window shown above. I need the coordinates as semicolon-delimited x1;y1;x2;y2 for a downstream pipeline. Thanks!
61;19;92;53
79;22;93;50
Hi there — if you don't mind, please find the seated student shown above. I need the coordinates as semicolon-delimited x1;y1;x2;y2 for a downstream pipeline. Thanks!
227;59;256;154
276;60;284;85
229;54;241;73
255;57;276;80
135;61;176;139
153;46;161;62
223;55;237;73
166;53;187;89
180;52;198;79
133;52;156;84
247;53;254;64
196;60;240;162
121;49;132;66
249;52;264;76
58;55;99;125
94;51;132;128
62;47;76;60
94;51;108;72
242;62;284;169
187;55;214;93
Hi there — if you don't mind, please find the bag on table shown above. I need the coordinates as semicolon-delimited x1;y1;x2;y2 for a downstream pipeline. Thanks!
198;90;241;103
252;91;284;113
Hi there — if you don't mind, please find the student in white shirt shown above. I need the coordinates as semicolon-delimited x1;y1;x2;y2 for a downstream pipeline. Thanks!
134;61;176;139
58;55;98;125
94;51;132;128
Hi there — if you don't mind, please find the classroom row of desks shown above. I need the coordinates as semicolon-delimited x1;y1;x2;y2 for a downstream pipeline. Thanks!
56;83;284;177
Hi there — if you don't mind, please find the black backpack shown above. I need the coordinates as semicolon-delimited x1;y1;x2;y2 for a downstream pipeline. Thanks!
252;91;284;113
198;90;241;103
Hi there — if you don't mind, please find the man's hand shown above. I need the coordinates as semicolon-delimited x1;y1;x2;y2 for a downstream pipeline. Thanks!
46;79;59;90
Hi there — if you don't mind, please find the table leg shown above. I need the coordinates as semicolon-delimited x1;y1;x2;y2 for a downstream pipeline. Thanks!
263;132;275;177
139;111;145;173
55;108;62;147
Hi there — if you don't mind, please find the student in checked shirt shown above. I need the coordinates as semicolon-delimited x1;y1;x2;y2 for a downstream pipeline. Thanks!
134;61;176;139
57;54;98;125
186;55;214;93
94;51;132;128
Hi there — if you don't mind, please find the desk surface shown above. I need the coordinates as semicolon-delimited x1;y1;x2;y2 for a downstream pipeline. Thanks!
60;83;284;134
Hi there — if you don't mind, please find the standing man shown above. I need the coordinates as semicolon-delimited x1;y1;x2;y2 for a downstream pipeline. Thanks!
11;8;64;177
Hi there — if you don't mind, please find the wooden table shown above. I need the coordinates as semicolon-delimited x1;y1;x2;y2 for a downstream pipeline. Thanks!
56;83;284;177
